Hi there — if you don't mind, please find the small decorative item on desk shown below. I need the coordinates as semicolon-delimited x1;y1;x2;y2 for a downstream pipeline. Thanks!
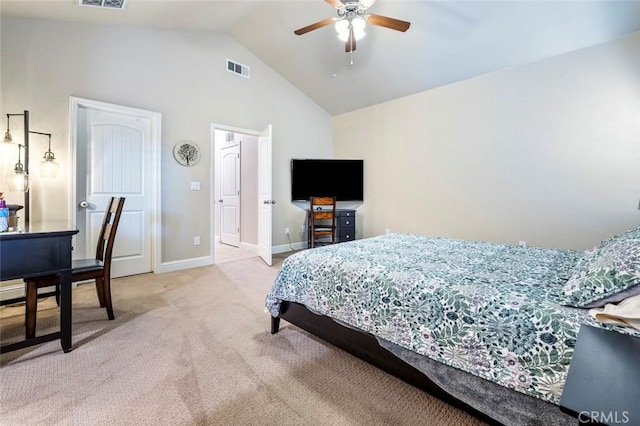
7;204;23;231
0;196;8;232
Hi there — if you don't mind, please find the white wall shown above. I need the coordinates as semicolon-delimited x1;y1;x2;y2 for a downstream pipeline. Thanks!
334;31;640;251
1;17;333;265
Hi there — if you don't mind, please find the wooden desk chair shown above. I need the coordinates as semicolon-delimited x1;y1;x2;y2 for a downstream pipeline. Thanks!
24;197;125;339
309;196;336;248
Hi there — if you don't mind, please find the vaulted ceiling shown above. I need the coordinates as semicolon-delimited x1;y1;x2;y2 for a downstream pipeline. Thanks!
2;0;640;115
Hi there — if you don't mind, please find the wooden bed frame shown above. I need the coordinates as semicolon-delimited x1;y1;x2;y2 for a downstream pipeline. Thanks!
271;301;502;426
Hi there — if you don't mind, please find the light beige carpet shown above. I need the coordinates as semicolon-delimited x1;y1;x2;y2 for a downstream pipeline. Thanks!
0;255;486;426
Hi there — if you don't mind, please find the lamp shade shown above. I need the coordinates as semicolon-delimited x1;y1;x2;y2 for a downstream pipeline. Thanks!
40;149;59;178
6;169;29;192
3;129;13;143
40;158;59;178
6;144;29;192
335;18;366;42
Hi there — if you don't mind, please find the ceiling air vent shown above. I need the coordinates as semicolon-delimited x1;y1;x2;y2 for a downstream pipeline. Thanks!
226;59;250;79
78;0;127;10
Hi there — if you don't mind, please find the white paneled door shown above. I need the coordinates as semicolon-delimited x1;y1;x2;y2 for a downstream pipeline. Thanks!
75;104;154;277
220;143;240;247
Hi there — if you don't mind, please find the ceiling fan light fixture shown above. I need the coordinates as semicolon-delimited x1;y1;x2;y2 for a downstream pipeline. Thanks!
295;0;410;61
352;17;365;31
352;17;366;39
335;18;365;42
336;19;349;41
335;19;349;33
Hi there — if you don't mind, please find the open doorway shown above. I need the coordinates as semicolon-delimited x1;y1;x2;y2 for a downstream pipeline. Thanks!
212;126;259;263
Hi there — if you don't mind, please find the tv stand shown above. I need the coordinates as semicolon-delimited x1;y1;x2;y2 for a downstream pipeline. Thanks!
307;209;355;248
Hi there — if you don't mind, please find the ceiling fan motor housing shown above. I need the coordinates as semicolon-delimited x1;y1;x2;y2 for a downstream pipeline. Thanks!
337;1;367;19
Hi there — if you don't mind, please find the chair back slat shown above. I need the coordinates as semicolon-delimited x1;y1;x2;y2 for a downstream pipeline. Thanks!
96;197;125;262
102;223;113;241
309;196;336;248
310;197;335;206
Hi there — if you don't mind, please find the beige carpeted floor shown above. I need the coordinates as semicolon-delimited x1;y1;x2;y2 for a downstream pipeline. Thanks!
0;254;486;426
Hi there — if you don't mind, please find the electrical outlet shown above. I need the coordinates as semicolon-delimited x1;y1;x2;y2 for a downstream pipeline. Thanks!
194;236;201;246
385;228;390;235
285;227;290;236
518;241;527;247
190;181;200;191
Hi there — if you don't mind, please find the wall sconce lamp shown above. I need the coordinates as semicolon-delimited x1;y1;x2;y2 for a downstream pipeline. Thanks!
30;131;59;178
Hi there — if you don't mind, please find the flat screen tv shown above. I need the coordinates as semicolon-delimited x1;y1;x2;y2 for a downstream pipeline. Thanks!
291;159;364;201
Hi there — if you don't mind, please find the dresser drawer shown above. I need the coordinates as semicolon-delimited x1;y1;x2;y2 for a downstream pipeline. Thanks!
339;230;355;241
339;217;355;228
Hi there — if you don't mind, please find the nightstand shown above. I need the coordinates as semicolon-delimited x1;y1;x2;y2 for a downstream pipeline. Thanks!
560;325;640;425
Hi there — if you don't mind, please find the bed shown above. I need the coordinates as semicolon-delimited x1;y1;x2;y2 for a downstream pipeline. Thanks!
266;229;640;425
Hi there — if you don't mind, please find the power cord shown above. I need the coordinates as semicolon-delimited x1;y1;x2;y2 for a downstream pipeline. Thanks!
287;233;294;252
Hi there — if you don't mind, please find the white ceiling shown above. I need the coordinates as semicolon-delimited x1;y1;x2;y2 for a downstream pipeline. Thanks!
2;0;640;115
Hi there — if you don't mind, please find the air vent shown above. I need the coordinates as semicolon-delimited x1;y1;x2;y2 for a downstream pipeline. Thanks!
78;0;127;10
226;59;250;79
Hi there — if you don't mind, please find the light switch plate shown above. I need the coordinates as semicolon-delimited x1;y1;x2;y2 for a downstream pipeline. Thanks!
190;181;200;191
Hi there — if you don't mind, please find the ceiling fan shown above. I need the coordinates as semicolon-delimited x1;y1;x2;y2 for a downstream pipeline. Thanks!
294;0;410;60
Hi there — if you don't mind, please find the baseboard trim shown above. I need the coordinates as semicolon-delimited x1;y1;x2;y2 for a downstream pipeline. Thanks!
239;242;258;253
0;281;25;302
273;241;306;254
157;256;214;274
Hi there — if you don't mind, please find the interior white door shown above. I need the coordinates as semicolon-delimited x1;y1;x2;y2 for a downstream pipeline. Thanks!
75;106;153;277
220;143;240;247
257;125;273;266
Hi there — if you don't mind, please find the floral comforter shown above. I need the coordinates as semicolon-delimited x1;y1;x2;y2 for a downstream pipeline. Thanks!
265;233;597;404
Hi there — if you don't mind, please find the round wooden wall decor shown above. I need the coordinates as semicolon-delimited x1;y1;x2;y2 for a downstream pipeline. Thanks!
173;141;201;167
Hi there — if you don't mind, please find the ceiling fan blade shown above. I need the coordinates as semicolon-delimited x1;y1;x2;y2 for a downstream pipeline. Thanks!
294;17;336;35
325;0;343;8
345;26;356;53
360;0;376;8
367;14;411;32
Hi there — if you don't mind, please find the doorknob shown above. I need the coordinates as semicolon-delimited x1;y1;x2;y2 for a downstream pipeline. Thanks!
271;200;276;205
218;199;223;203
79;201;89;208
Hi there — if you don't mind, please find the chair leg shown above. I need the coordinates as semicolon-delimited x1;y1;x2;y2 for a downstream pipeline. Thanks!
25;281;38;339
102;272;115;320
95;277;106;308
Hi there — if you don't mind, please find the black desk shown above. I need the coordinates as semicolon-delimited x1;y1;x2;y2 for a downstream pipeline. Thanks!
0;222;78;353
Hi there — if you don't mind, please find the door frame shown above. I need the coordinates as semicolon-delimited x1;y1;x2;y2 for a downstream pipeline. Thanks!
69;96;162;273
211;123;269;264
